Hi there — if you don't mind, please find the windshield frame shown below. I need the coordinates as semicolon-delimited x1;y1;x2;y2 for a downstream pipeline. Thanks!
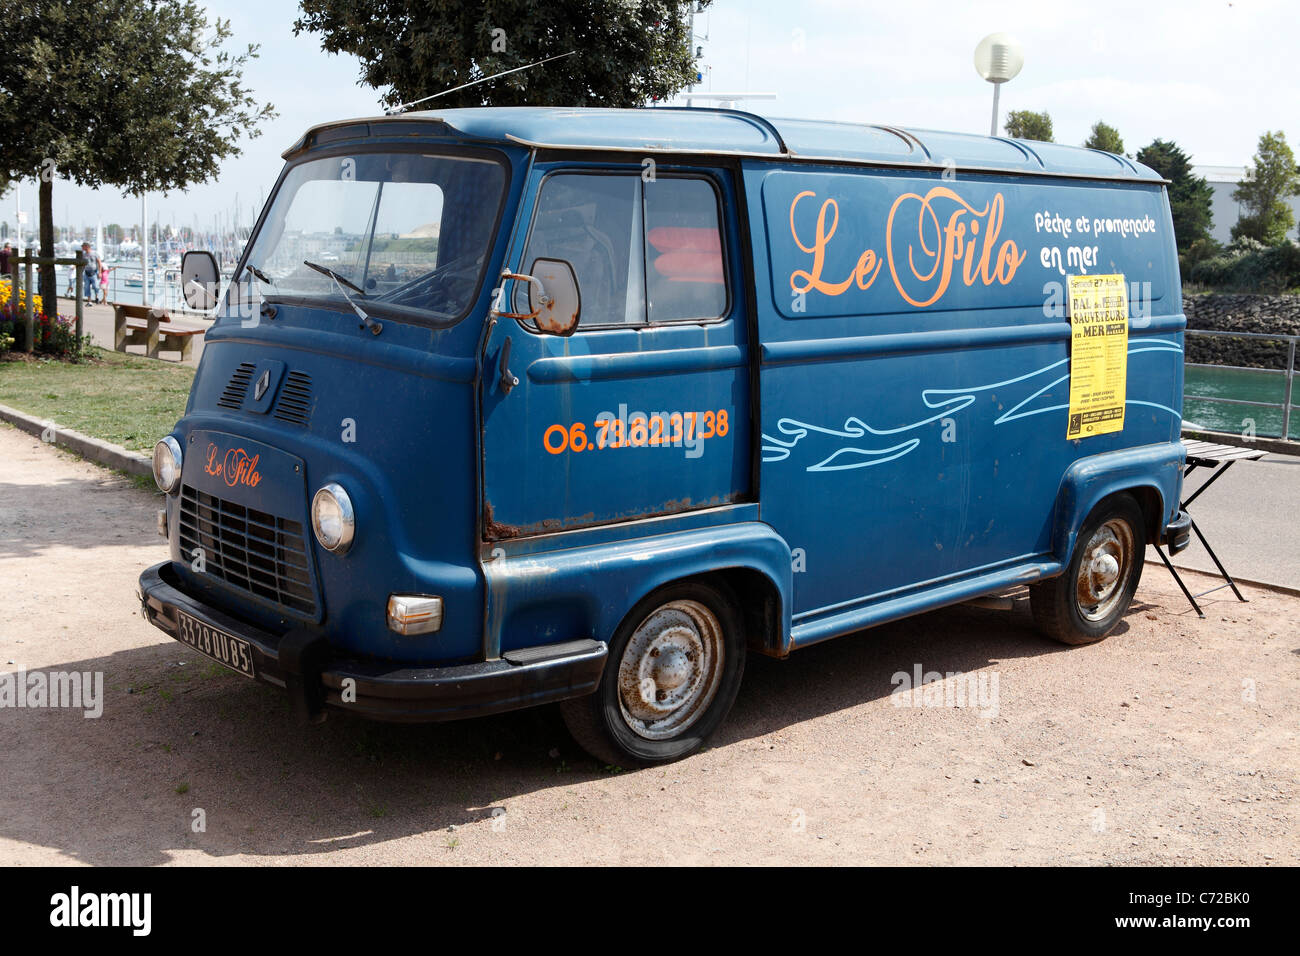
229;143;512;330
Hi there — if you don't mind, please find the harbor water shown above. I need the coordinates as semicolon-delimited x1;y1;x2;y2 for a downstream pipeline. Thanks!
1185;364;1295;439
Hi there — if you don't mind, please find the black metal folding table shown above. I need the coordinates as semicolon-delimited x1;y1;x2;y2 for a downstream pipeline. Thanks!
1154;439;1267;617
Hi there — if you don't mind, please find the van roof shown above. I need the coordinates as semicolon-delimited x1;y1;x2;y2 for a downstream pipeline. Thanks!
289;106;1164;184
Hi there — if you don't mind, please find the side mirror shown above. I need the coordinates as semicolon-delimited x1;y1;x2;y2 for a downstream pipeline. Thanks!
528;258;580;336
181;250;220;310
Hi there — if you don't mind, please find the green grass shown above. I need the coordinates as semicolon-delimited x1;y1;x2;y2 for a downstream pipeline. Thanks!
0;347;192;452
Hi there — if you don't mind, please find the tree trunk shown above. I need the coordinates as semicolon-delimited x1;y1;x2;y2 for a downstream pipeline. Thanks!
38;176;56;319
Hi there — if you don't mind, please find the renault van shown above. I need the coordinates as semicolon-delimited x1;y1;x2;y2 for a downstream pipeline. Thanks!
139;107;1191;765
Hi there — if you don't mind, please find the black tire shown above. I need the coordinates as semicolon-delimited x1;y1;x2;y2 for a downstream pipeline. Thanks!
560;580;746;767
1030;493;1146;645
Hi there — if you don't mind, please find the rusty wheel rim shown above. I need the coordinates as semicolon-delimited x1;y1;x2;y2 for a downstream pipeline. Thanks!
1075;518;1135;623
616;599;725;741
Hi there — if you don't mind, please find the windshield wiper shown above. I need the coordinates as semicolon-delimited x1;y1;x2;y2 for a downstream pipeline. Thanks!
244;263;273;286
243;263;281;299
303;260;366;296
304;260;382;336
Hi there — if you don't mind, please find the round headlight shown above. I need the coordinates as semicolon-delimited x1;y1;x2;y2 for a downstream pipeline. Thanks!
311;482;355;554
152;436;183;494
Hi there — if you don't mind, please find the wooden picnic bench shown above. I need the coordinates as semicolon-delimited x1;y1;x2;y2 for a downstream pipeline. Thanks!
112;303;204;361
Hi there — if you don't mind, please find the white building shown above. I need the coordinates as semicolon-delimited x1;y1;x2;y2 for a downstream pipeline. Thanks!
1193;164;1300;243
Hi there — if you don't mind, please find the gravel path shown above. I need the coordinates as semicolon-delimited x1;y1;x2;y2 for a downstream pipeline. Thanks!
1;422;1296;866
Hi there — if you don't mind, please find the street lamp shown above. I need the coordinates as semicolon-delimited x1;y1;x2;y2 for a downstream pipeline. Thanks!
973;33;1024;137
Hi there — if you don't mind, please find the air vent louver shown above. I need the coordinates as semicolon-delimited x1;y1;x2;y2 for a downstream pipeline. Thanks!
217;362;256;410
273;371;313;426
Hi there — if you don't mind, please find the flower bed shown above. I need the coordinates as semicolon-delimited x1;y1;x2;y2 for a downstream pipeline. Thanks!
0;277;43;314
0;279;90;360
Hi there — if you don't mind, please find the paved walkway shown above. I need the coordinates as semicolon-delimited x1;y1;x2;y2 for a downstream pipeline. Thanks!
55;296;210;366
1158;453;1300;592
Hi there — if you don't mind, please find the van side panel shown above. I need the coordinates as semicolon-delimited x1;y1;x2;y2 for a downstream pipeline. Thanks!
745;162;1184;625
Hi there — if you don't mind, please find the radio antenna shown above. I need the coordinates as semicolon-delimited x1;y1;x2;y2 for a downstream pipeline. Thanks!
384;51;577;115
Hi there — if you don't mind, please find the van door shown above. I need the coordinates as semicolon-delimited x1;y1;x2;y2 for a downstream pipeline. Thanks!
479;164;751;538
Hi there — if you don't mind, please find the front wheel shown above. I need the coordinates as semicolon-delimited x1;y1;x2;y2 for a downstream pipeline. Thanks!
1030;493;1146;645
560;581;746;767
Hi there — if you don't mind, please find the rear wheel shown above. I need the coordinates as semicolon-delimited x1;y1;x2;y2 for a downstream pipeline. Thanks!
1030;493;1145;645
560;581;746;767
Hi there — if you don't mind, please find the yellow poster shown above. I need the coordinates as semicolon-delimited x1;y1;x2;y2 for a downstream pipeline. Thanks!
1066;274;1128;439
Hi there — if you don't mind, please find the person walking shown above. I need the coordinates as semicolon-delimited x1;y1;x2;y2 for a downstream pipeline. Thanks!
0;242;11;276
80;242;101;303
99;260;110;304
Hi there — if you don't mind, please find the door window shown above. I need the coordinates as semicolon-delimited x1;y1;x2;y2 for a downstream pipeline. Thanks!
516;172;726;328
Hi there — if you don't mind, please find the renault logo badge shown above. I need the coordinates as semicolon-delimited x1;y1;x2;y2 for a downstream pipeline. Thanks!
254;369;271;402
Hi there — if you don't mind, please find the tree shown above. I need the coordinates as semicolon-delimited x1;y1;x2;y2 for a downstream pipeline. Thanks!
1135;139;1214;254
1231;130;1300;244
0;1;275;316
106;223;124;244
1004;110;1053;142
1084;121;1124;155
294;0;709;109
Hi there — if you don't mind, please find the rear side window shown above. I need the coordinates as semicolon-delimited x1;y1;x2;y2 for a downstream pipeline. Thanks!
644;177;727;323
517;172;726;327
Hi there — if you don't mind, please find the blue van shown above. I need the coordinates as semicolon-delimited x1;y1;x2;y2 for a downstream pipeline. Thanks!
140;107;1191;765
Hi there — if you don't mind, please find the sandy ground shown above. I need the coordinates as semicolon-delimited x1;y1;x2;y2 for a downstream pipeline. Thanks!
0;421;1297;866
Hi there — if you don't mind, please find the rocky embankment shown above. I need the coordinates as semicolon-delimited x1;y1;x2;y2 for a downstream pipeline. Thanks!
1182;293;1300;369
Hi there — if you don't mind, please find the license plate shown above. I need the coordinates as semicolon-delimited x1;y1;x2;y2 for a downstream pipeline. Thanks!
175;610;256;678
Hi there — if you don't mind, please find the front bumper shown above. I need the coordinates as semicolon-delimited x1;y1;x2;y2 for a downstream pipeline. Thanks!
1163;510;1192;555
138;561;606;723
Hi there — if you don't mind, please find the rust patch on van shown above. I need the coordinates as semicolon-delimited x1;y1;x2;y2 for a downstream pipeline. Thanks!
485;495;728;539
483;502;522;540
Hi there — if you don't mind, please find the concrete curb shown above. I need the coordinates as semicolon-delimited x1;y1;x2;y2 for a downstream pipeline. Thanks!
0;402;152;477
1143;558;1300;599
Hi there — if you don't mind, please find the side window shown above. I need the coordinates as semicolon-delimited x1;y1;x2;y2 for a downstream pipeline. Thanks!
644;178;726;323
517;171;727;328
517;173;643;325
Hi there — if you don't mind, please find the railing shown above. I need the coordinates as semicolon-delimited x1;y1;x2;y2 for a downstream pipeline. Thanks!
56;263;218;317
6;253;89;351
1184;328;1297;441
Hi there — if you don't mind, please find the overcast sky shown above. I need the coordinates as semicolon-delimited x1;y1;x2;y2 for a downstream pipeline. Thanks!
7;0;1296;235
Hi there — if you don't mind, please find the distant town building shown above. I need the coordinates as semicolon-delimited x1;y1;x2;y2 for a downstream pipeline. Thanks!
1193;164;1300;244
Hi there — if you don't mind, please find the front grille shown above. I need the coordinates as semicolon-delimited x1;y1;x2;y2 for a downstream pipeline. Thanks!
178;485;317;616
273;370;313;426
218;362;256;409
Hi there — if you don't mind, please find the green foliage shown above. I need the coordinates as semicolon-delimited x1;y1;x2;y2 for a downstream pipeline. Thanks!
1083;121;1124;155
1183;237;1300;293
1231;131;1300;244
0;1;275;192
294;0;710;108
0;1;275;309
1135;139;1214;254
1004;110;1053;142
0;307;93;359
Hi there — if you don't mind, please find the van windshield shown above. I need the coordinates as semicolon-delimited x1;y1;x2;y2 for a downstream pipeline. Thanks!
241;151;506;324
